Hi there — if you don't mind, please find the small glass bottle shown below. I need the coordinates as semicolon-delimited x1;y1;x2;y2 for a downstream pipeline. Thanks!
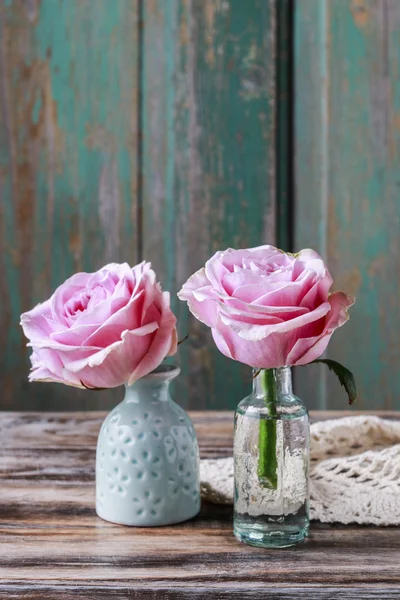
233;367;309;548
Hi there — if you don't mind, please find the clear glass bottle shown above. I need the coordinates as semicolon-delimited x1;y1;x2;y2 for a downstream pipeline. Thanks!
233;367;309;548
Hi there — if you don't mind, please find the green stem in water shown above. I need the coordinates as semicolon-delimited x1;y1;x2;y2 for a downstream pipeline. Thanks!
257;369;278;490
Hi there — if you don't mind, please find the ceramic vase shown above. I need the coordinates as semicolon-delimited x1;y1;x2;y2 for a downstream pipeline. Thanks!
96;365;200;526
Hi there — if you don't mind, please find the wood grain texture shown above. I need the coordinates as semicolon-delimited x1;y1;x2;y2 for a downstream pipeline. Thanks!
294;0;400;410
1;410;400;599
0;0;139;410
3;590;400;600
1;0;281;413
3;589;400;600
142;0;277;410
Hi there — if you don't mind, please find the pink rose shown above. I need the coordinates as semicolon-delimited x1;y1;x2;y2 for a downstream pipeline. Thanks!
21;262;177;389
178;246;354;368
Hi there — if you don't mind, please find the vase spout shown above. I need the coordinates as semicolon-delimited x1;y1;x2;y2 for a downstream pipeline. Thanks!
125;365;181;403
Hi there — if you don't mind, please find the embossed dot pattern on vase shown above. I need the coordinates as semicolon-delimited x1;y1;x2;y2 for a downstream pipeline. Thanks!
96;365;201;526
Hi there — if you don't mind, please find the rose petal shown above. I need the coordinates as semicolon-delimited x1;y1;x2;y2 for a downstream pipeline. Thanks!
212;320;287;368
66;323;159;372
81;290;146;347
167;326;178;356
127;291;177;384
300;276;331;309
21;260;177;389
51;272;92;322
50;324;100;346
63;293;176;389
28;349;85;388
20;299;54;343
178;267;212;300
205;252;232;293
219;302;303;325
178;244;354;370
287;291;355;365
29;366;84;388
178;268;218;328
211;327;233;359
220;302;331;342
223;295;307;316
241;277;313;307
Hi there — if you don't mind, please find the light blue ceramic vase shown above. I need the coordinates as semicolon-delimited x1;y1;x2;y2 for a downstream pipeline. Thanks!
96;365;200;526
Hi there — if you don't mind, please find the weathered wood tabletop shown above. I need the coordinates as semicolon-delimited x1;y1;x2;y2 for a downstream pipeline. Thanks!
1;410;399;599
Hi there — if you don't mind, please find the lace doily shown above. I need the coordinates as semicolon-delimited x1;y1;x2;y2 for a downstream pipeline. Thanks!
200;416;400;525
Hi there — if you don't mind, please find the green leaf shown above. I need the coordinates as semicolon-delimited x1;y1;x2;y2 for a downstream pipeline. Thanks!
310;359;358;405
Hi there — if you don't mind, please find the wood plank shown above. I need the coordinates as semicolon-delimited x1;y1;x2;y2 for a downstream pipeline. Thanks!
294;0;400;410
0;525;399;585
0;411;400;598
0;0;139;411
141;0;277;410
2;587;400;600
0;411;234;451
0;409;395;449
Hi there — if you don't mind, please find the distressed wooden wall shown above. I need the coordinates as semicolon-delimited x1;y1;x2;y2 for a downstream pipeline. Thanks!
142;0;277;409
0;0;140;410
2;0;399;412
295;0;400;409
0;0;277;410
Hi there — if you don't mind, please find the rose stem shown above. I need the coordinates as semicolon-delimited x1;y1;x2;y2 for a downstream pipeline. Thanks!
257;368;278;490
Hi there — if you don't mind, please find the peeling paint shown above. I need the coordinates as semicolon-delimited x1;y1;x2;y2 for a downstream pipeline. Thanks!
21;0;40;23
141;0;276;409
296;0;400;410
98;160;121;264
85;124;116;152
0;0;140;409
337;268;362;298
368;256;386;279
350;0;370;28
1;0;278;411
180;13;189;46
203;0;216;67
393;114;400;130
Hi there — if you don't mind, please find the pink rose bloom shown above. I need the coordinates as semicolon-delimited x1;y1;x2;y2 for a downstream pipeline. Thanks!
21;262;177;389
178;246;354;368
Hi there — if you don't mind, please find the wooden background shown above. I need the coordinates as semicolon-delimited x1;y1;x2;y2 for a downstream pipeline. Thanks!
0;0;398;411
295;0;400;409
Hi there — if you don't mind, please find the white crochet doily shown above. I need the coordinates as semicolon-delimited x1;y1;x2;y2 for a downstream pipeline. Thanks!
200;416;400;525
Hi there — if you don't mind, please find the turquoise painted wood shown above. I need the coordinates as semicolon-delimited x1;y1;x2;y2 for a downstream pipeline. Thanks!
0;0;279;410
0;0;139;409
142;0;278;409
6;0;397;413
295;0;400;410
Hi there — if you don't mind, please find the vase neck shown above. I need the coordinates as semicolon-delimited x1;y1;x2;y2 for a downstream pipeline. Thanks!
124;379;171;403
252;367;292;399
123;365;179;404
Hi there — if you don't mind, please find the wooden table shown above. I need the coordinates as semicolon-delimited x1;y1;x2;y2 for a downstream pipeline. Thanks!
1;411;399;599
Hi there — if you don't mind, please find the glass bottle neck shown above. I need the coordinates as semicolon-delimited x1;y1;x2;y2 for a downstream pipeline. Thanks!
252;367;292;399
